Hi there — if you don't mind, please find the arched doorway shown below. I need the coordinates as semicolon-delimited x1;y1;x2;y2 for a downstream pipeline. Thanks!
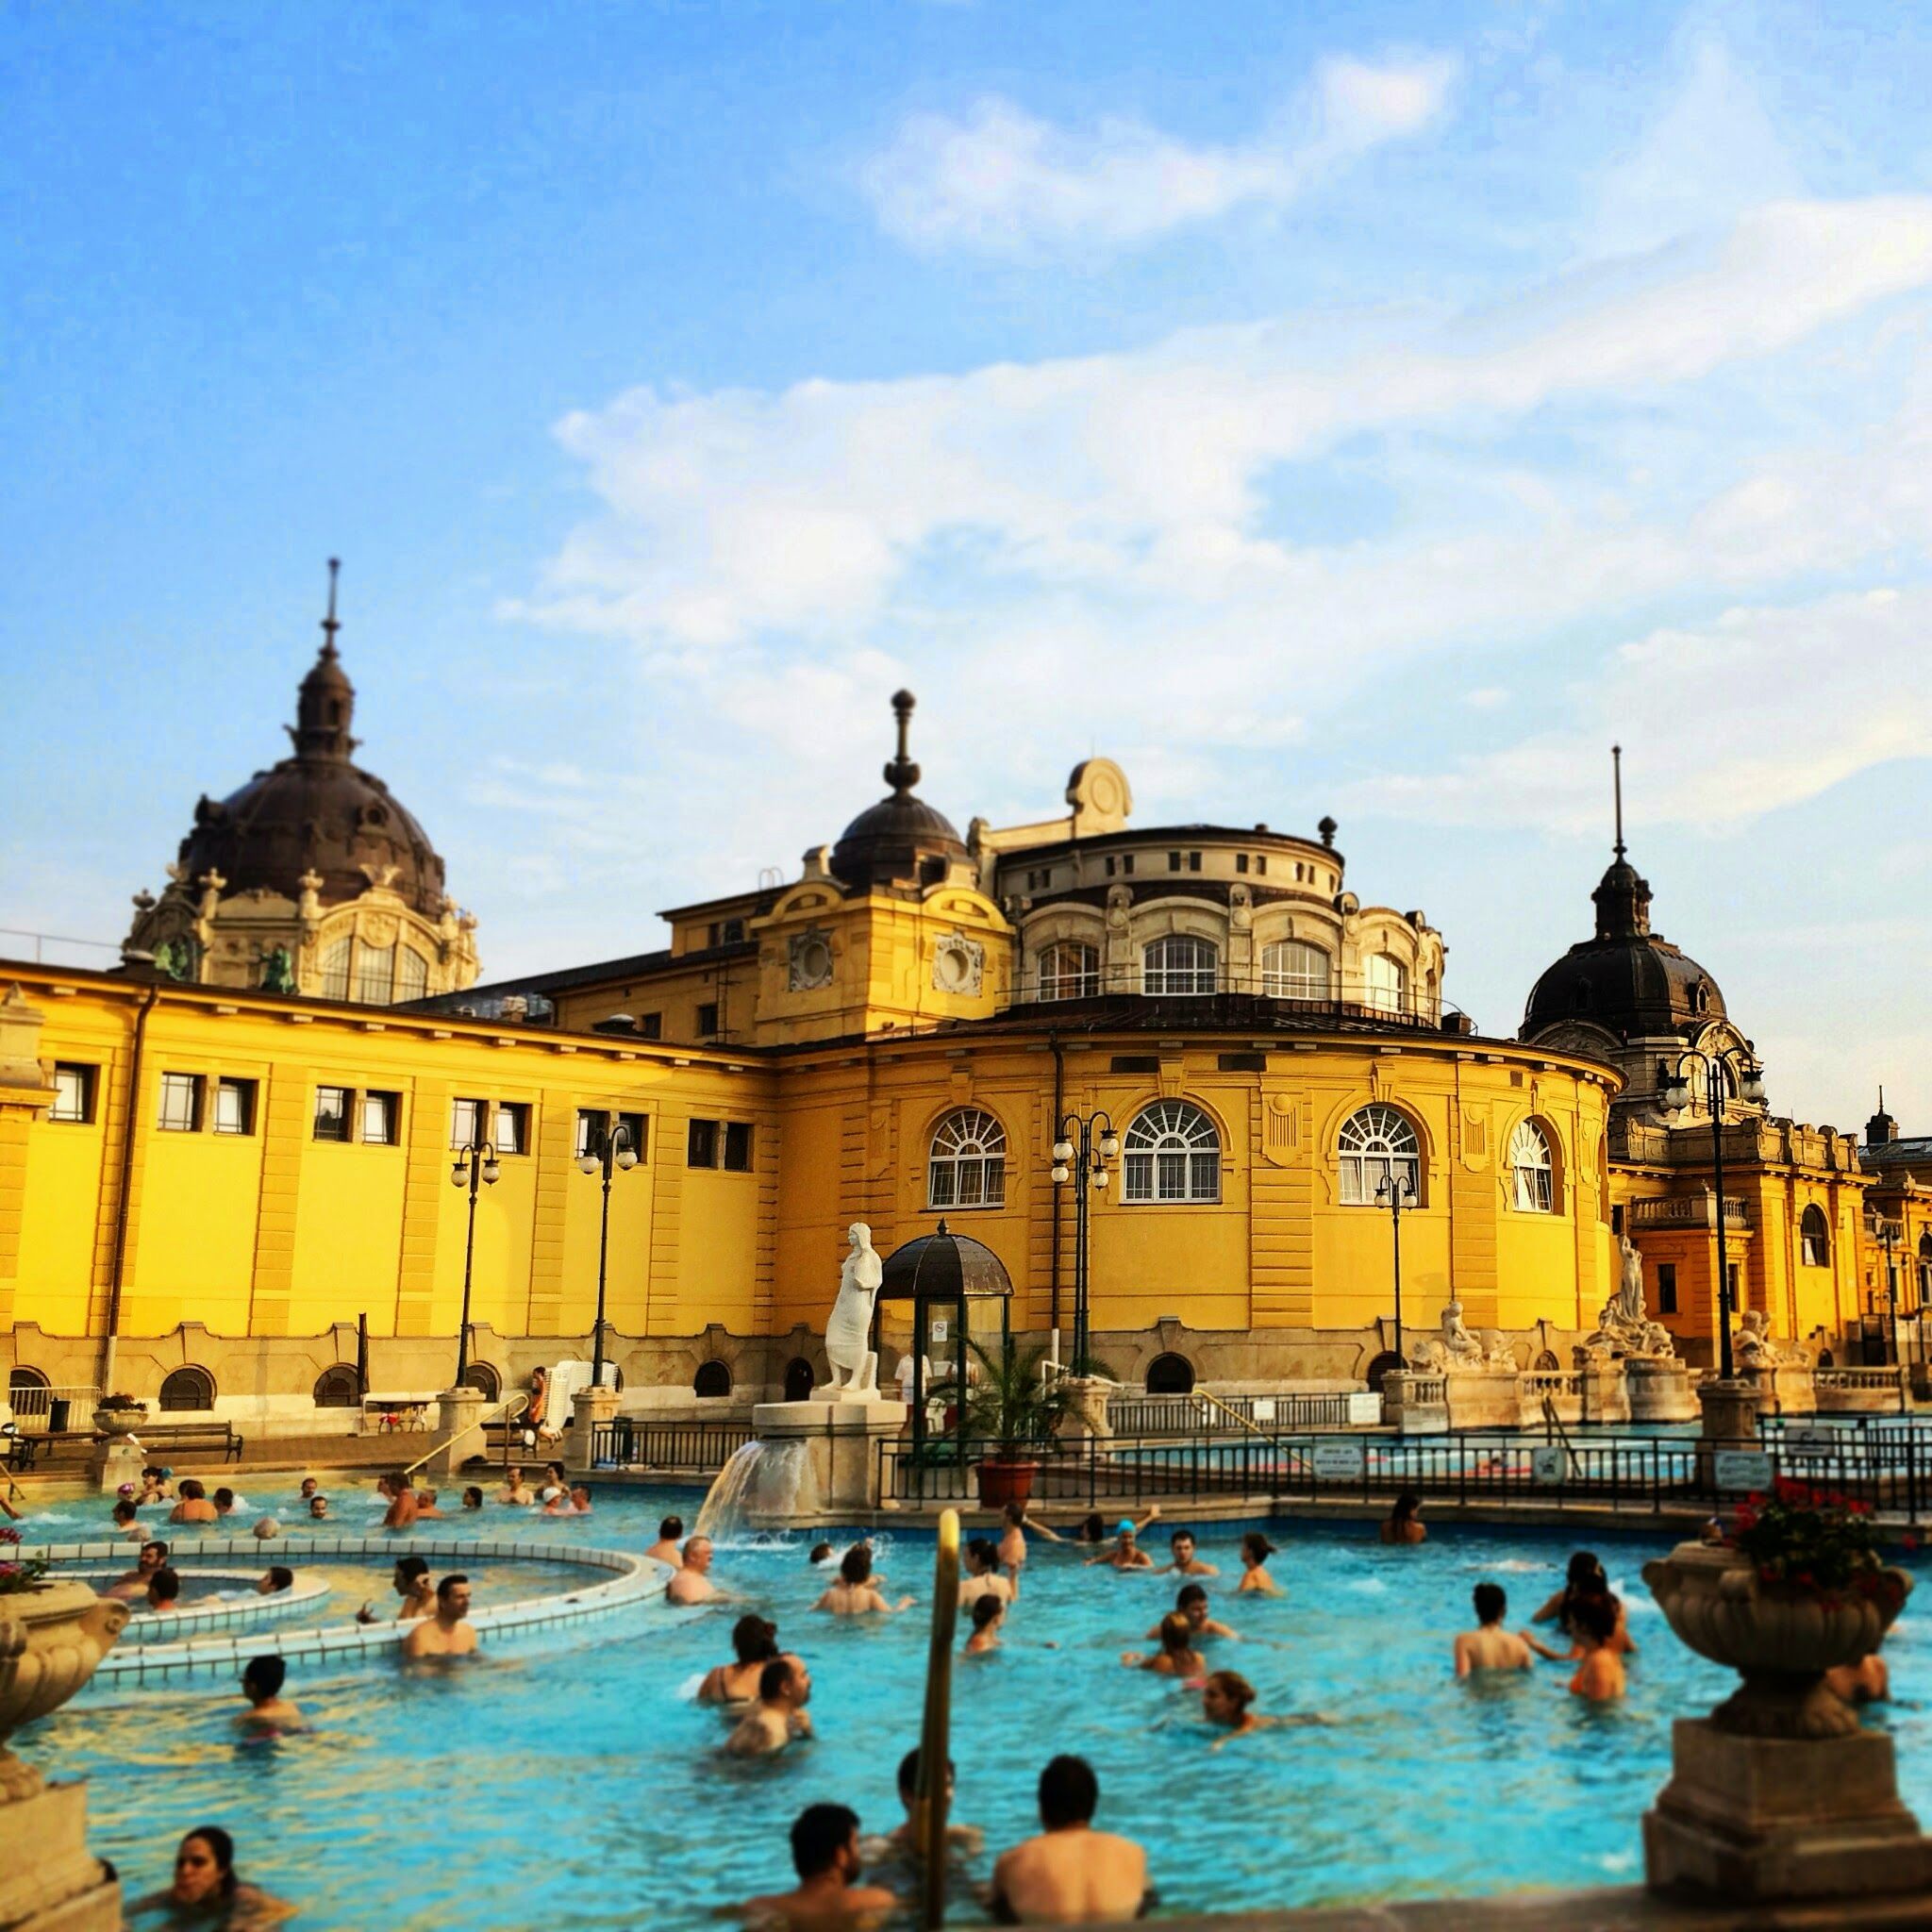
1145;1352;1195;1395
783;1357;816;1404
1365;1351;1403;1391
693;1359;732;1400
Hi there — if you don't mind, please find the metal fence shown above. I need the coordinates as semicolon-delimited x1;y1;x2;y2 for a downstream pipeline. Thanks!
1103;1391;1357;1435
4;1383;97;1433
591;1417;754;1473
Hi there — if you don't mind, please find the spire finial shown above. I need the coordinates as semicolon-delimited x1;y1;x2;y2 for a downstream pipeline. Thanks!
1611;743;1625;859
321;557;341;658
883;689;921;794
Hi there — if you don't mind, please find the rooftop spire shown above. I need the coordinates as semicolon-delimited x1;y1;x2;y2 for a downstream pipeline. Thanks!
1611;743;1625;859
883;689;921;795
320;557;341;659
288;558;358;760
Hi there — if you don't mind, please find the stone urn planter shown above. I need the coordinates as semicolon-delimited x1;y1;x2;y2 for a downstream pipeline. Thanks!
0;1579;130;1799
1644;1540;1911;1740
91;1401;147;1436
974;1457;1040;1509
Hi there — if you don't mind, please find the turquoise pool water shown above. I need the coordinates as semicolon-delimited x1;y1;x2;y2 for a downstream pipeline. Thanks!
19;1482;1932;1929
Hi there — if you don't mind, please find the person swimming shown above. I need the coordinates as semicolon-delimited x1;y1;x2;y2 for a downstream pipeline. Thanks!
1561;1591;1625;1702
125;1825;294;1928
1380;1491;1426;1545
237;1655;303;1731
1198;1668;1335;1746
1147;1582;1237;1642
813;1544;912;1615
1158;1528;1219;1576
1121;1610;1205;1678
1085;1520;1156;1571
1533;1552;1636;1655
723;1657;814;1757
958;1538;1014;1608
965;1593;1006;1655
645;1514;685;1564
698;1614;782;1706
1454;1582;1534;1676
402;1574;478;1658
724;1803;899;1928
1235;1532;1282;1595
991;1755;1149;1926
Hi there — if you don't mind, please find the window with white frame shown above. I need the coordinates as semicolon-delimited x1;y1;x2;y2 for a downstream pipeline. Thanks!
314;1086;351;1142
927;1108;1008;1208
1338;1104;1421;1205
450;1096;483;1152
213;1077;257;1136
158;1073;202;1132
492;1103;529;1155
361;1091;399;1144
1260;940;1329;1000
354;941;395;1006
1800;1205;1830;1268
319;938;352;1003
1509;1118;1555;1211
1036;941;1099;1002
395;946;429;1003
1123;1101;1221;1203
1141;935;1218;996
1363;953;1407;1013
51;1063;94;1123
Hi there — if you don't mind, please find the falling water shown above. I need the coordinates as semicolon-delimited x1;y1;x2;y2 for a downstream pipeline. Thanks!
694;1439;821;1538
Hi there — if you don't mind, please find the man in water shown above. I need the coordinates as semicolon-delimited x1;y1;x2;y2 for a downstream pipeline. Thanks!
1157;1529;1220;1577
813;1544;912;1615
107;1539;169;1601
1454;1582;1535;1677
307;1494;331;1522
256;1566;294;1596
236;1655;302;1731
168;1479;217;1525
403;1574;478;1657
667;1535;722;1604
382;1474;420;1530
360;1556;436;1624
645;1514;684;1564
724;1657;814;1757
146;1566;183;1615
297;1476;319;1506
991;1756;1149;1925
724;1804;898;1929
110;1499;142;1541
1147;1583;1237;1643
499;1467;534;1507
212;1486;249;1519
1083;1521;1155;1571
872;1748;983;1864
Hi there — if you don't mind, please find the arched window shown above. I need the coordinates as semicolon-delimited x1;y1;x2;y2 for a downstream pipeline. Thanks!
1036;941;1099;1002
1509;1119;1556;1212
693;1359;733;1399
1920;1233;1932;1302
927;1108;1008;1209
1364;1350;1403;1391
319;937;351;1002
783;1357;816;1404
1532;1349;1561;1372
312;1365;363;1408
1363;954;1407;1014
354;941;396;1006
1123;1101;1221;1203
1338;1105;1421;1207
1260;940;1329;1001
461;1361;501;1401
159;1366;215;1412
395;946;429;1004
1800;1206;1830;1268
1145;1352;1195;1394
1141;936;1219;997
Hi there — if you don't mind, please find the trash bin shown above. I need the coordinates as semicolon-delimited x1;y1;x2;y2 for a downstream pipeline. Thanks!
47;1398;71;1431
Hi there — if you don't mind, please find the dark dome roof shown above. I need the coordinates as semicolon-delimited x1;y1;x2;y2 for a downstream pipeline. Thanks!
828;690;968;891
170;567;449;919
878;1221;1013;1303
1523;848;1725;1041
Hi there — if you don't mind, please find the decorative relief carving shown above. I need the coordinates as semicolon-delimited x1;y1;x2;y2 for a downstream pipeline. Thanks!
788;928;835;991
932;932;984;995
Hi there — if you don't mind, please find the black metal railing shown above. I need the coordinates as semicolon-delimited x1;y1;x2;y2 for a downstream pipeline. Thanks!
591;1417;754;1473
1103;1391;1356;1435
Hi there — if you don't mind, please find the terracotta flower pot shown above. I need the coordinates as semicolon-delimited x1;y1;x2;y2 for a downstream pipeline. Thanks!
975;1457;1039;1509
91;1404;146;1436
1643;1540;1911;1739
0;1580;130;1801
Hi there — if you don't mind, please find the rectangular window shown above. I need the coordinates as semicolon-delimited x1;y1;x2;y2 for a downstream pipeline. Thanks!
450;1097;482;1151
575;1109;645;1160
51;1063;95;1124
492;1102;529;1155
1169;851;1181;871
688;1118;719;1167
724;1121;753;1172
1236;854;1249;874
158;1073;201;1132
695;1002;720;1036
639;1013;663;1040
1255;856;1266;875
213;1077;257;1136
723;918;744;944
360;1091;399;1144
1121;854;1134;874
1105;856;1116;877
1657;1263;1678;1314
1188;851;1202;872
314;1085;351;1142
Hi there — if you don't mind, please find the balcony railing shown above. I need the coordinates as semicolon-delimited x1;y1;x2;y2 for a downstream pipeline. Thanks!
1627;1195;1751;1231
1005;970;1464;1033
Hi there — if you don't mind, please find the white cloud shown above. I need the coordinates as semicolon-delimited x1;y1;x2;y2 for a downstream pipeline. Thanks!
857;52;1457;255
1347;585;1932;834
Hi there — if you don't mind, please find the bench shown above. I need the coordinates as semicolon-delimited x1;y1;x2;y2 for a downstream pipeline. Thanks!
143;1420;245;1462
1;1419;242;1473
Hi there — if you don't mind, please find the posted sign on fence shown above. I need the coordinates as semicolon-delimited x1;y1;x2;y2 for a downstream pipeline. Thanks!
1713;1449;1775;1494
1531;1446;1571;1487
1310;1441;1366;1481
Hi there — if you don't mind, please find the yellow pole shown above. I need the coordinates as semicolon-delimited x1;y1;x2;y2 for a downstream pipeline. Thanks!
914;1506;961;1929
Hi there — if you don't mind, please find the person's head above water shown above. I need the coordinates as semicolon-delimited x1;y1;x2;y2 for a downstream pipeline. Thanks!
177;1478;206;1502
111;1500;138;1526
147;1566;181;1607
808;1541;834;1564
1170;1529;1197;1555
1081;1512;1106;1542
262;1566;293;1593
461;1486;484;1509
1391;1491;1422;1524
658;1515;684;1541
138;1540;169;1572
682;1537;713;1571
731;1614;780;1665
394;1556;430;1591
760;1656;808;1705
171;1826;237;1907
242;1655;286;1703
308;1495;329;1518
896;1747;956;1806
1565;1551;1607;1593
1038;1755;1099;1830
1002;1502;1028;1527
840;1544;873;1586
965;1538;999;1575
1474;1582;1507;1626
1570;1591;1618;1647
1158;1611;1194;1657
437;1574;472;1618
1201;1670;1256;1723
1240;1532;1275;1566
972;1593;1005;1632
789;1802;860;1882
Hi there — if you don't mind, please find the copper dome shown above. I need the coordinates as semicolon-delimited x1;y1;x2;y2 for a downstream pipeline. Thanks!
828;691;968;891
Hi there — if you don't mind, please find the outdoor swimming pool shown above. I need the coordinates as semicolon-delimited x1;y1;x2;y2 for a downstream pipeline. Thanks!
19;1481;1932;1928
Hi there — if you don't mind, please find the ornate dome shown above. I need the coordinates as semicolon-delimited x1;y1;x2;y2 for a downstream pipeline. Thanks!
828;691;968;891
169;564;449;919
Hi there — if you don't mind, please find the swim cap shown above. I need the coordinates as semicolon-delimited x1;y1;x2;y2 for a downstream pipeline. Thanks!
117;1483;136;1497
1116;1519;1137;1537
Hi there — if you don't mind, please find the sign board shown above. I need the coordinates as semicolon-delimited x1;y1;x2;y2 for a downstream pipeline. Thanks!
1250;1397;1277;1424
1311;1440;1366;1481
1784;1426;1840;1456
1531;1446;1571;1487
927;1319;949;1345
1713;1449;1775;1494
1347;1391;1384;1425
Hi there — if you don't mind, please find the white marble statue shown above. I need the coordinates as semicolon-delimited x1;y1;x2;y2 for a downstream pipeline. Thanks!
1733;1309;1790;1370
1411;1299;1496;1373
1615;1235;1646;1326
1575;1238;1677;1363
824;1222;885;1398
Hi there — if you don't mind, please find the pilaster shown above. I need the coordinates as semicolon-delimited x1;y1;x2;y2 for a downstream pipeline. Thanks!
525;1092;575;1338
244;1067;308;1338
394;1076;450;1337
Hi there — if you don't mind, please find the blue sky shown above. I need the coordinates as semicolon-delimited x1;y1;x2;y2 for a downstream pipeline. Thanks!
5;0;1931;1132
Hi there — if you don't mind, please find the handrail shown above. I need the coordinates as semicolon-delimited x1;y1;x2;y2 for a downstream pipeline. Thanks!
1191;1388;1273;1441
915;1507;961;1930
398;1391;529;1482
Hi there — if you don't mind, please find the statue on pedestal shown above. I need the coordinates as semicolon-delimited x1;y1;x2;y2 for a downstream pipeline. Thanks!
1576;1235;1677;1362
1411;1299;1495;1373
824;1223;884;1399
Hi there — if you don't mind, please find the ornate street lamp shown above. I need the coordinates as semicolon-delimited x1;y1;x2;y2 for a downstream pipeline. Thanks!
1659;1047;1767;1381
576;1115;639;1390
449;1112;501;1384
1051;1109;1119;1370
1374;1171;1417;1365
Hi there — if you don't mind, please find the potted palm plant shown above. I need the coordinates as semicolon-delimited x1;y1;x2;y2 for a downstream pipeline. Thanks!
930;1337;1074;1508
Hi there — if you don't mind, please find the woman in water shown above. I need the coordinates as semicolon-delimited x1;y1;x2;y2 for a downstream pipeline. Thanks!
1562;1592;1626;1703
126;1825;294;1927
965;1593;1006;1656
1235;1532;1282;1594
1533;1552;1636;1655
1122;1611;1206;1678
1200;1670;1335;1747
1380;1491;1426;1545
698;1613;782;1705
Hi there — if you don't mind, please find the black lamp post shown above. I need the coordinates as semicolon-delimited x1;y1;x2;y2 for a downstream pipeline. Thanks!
449;1112;501;1385
575;1116;639;1390
1660;1046;1767;1381
1374;1171;1417;1365
1051;1109;1119;1371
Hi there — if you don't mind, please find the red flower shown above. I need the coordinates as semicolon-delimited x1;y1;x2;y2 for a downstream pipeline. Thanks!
1907;1534;1921;1553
